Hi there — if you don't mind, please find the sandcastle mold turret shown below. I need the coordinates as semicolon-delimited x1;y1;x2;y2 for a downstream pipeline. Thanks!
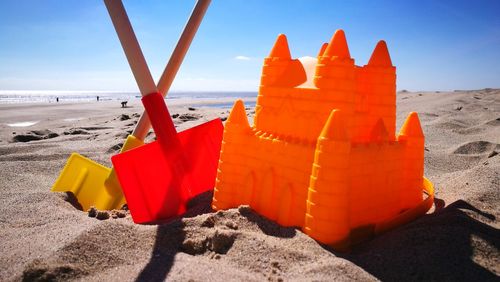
212;30;434;250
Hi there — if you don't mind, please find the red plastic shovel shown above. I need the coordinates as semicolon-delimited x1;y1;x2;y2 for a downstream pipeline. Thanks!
104;0;222;223
52;0;212;212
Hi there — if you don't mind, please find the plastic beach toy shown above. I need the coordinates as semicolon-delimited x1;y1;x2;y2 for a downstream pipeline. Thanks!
51;0;212;212
212;30;434;249
106;0;223;224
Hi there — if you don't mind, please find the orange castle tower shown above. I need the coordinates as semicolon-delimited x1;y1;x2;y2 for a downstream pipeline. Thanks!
212;30;434;249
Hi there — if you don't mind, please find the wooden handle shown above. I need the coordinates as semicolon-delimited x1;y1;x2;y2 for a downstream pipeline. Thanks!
104;0;158;96
134;0;211;140
157;0;211;95
104;0;211;140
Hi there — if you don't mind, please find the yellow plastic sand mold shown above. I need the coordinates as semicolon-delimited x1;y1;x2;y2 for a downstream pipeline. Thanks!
212;30;434;250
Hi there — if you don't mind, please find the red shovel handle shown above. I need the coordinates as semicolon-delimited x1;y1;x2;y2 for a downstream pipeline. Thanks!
141;92;180;149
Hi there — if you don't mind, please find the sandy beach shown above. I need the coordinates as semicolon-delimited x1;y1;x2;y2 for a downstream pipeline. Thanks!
0;90;498;281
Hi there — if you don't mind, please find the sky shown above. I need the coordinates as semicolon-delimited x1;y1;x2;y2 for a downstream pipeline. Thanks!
0;0;499;92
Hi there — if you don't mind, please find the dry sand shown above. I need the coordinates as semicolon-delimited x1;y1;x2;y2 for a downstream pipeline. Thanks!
0;90;498;281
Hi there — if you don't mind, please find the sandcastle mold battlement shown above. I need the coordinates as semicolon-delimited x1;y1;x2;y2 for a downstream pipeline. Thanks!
212;29;431;249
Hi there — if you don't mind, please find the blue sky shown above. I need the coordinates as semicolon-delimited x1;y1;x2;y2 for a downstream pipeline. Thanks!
0;0;499;92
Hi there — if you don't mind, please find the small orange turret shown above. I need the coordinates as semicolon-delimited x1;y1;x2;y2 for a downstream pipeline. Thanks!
269;34;291;59
398;112;425;211
305;110;351;246
212;30;433;249
260;34;306;88
323;29;350;58
317;42;328;58
367;40;393;67
315;30;355;92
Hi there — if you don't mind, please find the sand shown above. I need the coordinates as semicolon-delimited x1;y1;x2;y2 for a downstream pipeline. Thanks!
0;90;498;281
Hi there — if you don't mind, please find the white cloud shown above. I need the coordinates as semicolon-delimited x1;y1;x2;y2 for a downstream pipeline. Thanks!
234;55;251;61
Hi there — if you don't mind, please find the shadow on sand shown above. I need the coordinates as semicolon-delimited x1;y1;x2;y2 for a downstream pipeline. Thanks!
136;194;499;281
135;221;186;282
134;191;213;282
337;199;499;281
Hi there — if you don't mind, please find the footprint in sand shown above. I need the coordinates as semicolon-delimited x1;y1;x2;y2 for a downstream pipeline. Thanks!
107;143;123;153
63;127;113;135
435;119;470;130
63;128;90;135
455;126;485;135
485;118;500;127
80;126;113;131
420;112;439;118
114;132;129;139
453;141;500;155
119;114;131;121
177;113;201;122
12;130;59;143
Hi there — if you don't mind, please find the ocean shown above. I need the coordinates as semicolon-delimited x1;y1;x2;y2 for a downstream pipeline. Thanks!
0;90;258;107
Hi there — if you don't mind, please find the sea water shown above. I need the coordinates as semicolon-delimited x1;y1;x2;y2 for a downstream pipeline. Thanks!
0;90;257;108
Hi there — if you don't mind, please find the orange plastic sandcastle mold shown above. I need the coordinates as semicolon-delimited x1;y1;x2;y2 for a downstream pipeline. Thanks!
212;30;434;249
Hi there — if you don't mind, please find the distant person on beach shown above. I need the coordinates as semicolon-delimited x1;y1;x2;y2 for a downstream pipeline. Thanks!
97;96;100;101
56;97;59;102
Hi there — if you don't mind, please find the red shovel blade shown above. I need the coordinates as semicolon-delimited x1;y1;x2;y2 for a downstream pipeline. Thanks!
111;118;223;224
